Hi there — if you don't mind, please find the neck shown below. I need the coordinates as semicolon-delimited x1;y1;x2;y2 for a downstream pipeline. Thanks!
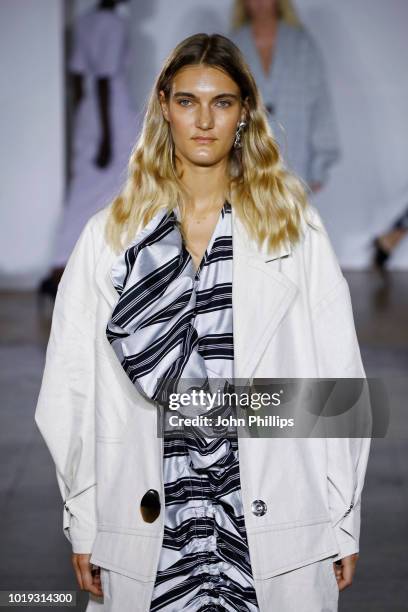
251;13;278;32
176;157;229;214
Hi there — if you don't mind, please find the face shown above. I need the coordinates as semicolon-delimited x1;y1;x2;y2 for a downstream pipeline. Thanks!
244;0;277;20
159;64;247;169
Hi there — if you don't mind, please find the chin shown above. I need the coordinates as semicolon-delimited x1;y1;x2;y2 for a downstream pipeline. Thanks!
192;158;220;167
187;152;225;167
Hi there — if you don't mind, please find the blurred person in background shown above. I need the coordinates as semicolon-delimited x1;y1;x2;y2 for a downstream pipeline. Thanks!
38;0;137;299
373;206;408;269
230;0;340;193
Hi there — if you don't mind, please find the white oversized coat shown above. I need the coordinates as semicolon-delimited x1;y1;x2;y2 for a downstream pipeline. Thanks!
34;203;371;609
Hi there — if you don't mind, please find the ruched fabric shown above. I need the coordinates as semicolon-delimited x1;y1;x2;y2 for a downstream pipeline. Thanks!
106;202;259;611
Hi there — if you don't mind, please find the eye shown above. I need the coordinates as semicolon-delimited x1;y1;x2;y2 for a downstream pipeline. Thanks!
177;98;193;107
215;100;232;108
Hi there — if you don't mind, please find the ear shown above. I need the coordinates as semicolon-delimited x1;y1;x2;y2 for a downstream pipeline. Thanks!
159;90;170;122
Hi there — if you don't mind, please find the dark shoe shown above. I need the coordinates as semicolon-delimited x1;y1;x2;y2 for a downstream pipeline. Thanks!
373;238;391;269
38;276;58;300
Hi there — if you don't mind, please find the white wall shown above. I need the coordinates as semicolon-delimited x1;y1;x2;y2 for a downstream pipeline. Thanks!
0;0;64;288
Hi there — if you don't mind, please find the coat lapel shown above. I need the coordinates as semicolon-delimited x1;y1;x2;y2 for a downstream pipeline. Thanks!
231;206;298;380
94;207;299;380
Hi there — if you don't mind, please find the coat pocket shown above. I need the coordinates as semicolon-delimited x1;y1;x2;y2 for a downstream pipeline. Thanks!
247;517;339;580
100;567;110;602
90;528;163;582
324;555;339;595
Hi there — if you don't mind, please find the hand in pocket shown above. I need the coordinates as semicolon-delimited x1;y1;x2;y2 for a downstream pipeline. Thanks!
72;554;103;597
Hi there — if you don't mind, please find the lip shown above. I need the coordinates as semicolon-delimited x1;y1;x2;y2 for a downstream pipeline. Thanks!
192;137;216;144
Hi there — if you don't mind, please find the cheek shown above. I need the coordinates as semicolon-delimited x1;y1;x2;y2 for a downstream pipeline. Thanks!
169;110;195;139
216;115;239;142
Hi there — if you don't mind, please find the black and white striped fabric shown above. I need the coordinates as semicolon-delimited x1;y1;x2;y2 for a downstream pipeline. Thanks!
106;201;259;611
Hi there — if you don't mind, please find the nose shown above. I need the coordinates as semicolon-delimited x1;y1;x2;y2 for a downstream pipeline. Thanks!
196;103;214;130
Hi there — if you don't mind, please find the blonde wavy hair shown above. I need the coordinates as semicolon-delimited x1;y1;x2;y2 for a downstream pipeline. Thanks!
105;33;309;255
231;0;301;28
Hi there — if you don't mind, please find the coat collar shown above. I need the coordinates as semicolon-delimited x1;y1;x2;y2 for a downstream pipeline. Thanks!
230;204;292;260
230;206;298;379
95;206;299;379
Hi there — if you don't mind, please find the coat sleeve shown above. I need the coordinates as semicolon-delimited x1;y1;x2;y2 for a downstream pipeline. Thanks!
304;206;372;561
302;31;341;186
34;215;100;554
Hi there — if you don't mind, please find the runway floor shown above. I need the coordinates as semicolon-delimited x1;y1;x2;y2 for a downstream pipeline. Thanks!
0;270;407;611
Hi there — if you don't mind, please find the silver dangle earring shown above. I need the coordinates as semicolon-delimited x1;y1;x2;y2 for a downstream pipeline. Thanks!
234;121;247;149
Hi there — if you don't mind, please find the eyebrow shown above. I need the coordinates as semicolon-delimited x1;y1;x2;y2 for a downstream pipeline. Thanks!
173;91;240;101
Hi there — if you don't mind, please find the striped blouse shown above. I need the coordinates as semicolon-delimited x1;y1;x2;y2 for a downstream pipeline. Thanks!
106;201;259;611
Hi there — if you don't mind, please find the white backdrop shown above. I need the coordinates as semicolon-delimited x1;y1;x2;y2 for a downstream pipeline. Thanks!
0;0;64;288
1;0;407;289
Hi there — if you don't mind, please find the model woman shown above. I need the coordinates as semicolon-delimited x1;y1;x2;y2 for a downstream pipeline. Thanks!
35;33;370;611
38;0;137;299
230;0;340;192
